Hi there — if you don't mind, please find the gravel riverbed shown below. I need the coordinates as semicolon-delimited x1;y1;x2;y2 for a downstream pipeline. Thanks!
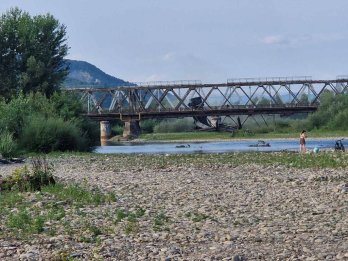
0;154;347;260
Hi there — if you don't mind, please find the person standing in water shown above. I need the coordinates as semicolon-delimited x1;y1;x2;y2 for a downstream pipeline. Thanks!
300;130;307;153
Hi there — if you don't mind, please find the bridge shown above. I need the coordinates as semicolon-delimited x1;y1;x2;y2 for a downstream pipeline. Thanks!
66;76;348;138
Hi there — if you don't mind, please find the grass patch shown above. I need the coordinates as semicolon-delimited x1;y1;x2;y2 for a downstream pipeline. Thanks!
6;209;46;236
46;204;66;221
6;209;32;230
114;207;145;223
0;182;118;240
113;207;146;234
153;211;170;231
41;183;117;207
124;220;139;234
0;191;24;212
77;221;104;243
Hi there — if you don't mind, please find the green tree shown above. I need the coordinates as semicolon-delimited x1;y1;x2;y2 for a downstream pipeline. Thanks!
258;97;271;106
306;91;348;130
299;93;309;105
0;7;69;100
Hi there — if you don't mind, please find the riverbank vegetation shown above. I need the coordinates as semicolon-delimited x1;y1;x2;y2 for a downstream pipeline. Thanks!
47;151;348;170
0;92;99;157
0;8;99;157
0;158;117;242
138;129;348;141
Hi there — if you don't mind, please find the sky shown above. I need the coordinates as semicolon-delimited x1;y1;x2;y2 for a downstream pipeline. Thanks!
1;0;348;83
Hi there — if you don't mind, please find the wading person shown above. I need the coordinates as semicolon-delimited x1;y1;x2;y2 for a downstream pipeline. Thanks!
300;130;307;153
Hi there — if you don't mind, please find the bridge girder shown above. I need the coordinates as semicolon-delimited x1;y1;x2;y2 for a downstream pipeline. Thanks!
65;77;348;121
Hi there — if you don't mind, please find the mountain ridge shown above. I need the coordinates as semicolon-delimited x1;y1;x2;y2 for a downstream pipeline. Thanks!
63;59;132;88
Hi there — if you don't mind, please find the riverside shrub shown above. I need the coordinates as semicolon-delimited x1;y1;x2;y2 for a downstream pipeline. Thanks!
154;119;194;133
19;114;89;152
0;92;98;153
140;119;158;133
306;92;348;130
0;93;31;138
0;131;18;158
112;124;124;135
0;157;55;192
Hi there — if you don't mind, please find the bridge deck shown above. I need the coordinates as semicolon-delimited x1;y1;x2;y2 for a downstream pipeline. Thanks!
86;105;318;121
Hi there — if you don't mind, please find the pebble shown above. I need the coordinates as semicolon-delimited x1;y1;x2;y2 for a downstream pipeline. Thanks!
0;156;347;260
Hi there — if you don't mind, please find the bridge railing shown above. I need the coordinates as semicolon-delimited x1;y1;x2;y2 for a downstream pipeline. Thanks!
336;75;348;80
103;103;318;114
131;80;202;87
227;76;312;84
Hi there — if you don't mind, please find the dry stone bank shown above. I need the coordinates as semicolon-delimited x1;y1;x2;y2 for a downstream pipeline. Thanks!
0;154;347;260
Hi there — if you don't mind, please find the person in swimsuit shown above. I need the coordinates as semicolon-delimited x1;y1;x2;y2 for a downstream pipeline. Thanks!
300;130;307;153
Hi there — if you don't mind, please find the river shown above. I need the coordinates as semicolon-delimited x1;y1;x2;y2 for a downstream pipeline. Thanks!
95;138;345;154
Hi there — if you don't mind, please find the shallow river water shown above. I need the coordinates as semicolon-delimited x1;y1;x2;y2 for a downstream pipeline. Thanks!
95;138;345;154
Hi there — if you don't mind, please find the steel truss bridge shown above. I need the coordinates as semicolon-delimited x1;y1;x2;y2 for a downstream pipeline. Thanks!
66;76;348;126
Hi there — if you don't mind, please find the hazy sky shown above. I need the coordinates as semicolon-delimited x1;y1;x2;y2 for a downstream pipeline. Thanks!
1;0;348;82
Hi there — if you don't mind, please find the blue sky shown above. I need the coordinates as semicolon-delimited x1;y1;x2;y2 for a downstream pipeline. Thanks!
1;0;348;82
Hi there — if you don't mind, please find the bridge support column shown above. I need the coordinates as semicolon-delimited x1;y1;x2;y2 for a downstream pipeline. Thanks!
100;121;111;146
123;120;141;138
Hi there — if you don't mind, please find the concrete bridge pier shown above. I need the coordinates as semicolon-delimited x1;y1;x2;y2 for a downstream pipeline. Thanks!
123;120;141;138
100;121;111;146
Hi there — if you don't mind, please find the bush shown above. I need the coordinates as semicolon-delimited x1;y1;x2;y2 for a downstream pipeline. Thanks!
0;131;19;158
253;126;274;134
275;120;291;129
30;157;56;191
290;119;309;132
140;119;158;133
112;124;124;135
153;119;194;133
0;93;31;138
19;114;89;153
306;92;348;131
2;166;31;191
331;110;348;130
74;118;99;147
0;92;99;153
0;157;55;192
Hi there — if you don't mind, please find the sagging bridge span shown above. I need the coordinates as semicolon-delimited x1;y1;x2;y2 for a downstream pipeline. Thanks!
66;76;348;138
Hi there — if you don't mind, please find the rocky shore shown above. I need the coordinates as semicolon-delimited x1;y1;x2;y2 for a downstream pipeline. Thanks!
0;154;347;260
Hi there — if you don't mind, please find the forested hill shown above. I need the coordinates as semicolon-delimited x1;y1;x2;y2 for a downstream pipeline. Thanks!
63;59;132;88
